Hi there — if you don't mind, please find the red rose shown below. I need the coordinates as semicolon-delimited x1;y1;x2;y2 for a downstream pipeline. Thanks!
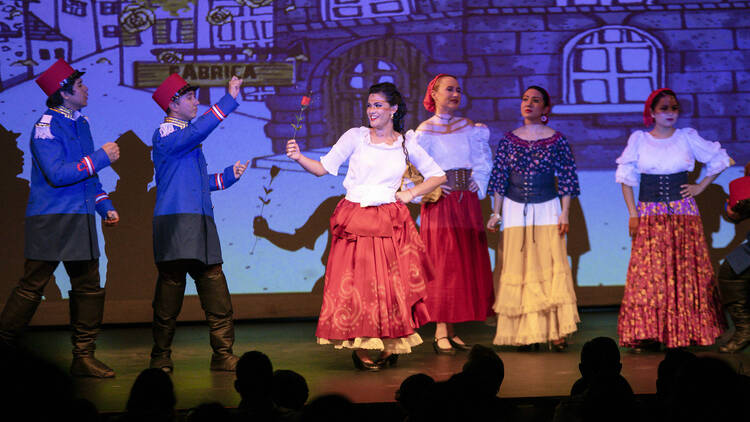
301;96;311;107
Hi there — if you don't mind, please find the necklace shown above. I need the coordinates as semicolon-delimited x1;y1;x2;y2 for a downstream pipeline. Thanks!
434;113;453;123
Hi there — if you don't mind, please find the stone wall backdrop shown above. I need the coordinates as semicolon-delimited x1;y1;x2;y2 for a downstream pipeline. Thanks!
270;0;749;170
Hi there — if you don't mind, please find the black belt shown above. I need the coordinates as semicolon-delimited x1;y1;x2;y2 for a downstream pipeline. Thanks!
506;172;557;204
639;172;687;203
505;172;557;251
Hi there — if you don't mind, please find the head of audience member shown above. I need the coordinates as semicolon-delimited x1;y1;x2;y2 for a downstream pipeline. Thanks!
235;351;274;404
656;348;696;402
580;337;621;379
186;402;230;422
395;373;435;417
582;374;635;422
1;347;76;421
462;344;505;397
125;368;176;422
670;356;747;422
570;337;622;396
69;398;99;422
300;394;353;422
272;369;309;411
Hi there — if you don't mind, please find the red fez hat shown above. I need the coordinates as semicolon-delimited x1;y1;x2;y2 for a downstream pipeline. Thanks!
729;175;750;209
152;73;198;112
36;58;84;97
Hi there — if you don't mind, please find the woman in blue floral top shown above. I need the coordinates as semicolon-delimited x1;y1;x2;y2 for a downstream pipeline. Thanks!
486;86;580;351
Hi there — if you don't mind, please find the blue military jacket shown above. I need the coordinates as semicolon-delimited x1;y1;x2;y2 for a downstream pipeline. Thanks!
152;94;239;264
26;106;115;261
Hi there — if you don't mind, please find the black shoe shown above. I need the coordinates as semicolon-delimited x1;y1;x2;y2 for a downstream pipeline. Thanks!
550;339;568;352
375;353;399;368
352;351;380;371
518;343;540;352
448;336;472;351
149;354;174;373
629;340;661;354
433;337;456;355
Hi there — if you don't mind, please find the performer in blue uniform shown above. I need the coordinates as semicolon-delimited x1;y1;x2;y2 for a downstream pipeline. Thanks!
719;165;750;353
149;74;248;372
0;59;120;378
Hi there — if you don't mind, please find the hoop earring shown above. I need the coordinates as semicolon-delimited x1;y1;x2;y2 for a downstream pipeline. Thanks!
391;113;395;120
541;114;548;123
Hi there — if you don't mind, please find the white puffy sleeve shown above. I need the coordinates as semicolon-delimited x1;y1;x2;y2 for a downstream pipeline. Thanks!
320;127;361;176
469;123;492;199
682;128;732;176
414;129;433;155
615;131;643;187
405;130;445;180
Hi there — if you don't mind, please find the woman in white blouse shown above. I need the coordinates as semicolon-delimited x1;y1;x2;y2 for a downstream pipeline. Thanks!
615;88;732;352
286;82;446;370
415;74;495;354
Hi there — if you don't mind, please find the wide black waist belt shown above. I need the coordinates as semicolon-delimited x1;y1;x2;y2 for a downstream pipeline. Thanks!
506;172;557;204
639;172;687;203
445;168;472;191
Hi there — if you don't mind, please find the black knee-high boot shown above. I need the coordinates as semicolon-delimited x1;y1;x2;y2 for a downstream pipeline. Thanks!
69;289;115;377
150;277;186;372
0;288;41;347
718;279;750;353
196;269;237;371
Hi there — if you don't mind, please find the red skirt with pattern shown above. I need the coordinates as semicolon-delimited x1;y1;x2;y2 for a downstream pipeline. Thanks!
617;198;725;348
315;199;433;341
421;190;495;322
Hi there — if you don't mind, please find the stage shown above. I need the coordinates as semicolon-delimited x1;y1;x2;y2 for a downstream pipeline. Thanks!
20;308;750;413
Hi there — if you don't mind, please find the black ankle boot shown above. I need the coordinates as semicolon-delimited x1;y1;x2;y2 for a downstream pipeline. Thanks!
69;289;115;378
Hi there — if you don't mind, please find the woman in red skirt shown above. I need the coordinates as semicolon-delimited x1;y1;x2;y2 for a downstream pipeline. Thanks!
414;74;495;354
616;88;732;351
285;82;446;370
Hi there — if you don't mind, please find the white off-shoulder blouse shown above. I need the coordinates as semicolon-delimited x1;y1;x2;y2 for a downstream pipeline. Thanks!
615;128;732;187
320;127;445;207
414;118;492;199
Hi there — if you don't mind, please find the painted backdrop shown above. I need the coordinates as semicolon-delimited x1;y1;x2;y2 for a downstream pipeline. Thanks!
1;0;748;321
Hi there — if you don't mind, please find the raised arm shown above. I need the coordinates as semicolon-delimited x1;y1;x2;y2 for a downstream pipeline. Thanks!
155;93;239;157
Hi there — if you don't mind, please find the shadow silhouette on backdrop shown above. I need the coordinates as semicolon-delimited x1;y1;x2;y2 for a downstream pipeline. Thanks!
690;164;750;272
567;197;591;286
0;124;62;302
103;131;158;300
253;194;420;293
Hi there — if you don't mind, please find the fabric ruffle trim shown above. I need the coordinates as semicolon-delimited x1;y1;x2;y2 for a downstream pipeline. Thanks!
317;332;423;354
492;302;580;346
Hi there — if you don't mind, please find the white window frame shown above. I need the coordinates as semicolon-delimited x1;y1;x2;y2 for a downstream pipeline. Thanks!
556;25;665;114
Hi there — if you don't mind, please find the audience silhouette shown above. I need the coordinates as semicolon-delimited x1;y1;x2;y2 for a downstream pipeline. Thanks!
4;333;750;422
123;368;176;422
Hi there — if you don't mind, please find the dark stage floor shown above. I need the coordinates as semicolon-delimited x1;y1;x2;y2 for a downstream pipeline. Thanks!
20;309;750;412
